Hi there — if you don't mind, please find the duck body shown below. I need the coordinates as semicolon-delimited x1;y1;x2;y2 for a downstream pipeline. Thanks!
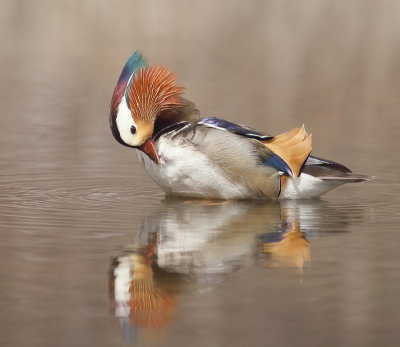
138;118;369;200
109;52;371;200
139;122;278;199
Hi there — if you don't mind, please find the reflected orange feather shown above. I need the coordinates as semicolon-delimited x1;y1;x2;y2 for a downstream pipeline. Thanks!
128;261;176;329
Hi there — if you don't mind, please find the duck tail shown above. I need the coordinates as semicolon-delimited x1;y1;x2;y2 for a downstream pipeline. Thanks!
319;173;374;183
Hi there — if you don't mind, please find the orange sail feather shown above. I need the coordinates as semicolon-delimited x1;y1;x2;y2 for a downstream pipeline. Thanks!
262;125;312;177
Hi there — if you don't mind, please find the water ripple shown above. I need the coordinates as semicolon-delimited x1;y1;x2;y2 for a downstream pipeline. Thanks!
0;176;162;212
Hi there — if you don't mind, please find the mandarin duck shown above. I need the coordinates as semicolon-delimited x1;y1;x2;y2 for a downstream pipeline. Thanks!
109;52;371;200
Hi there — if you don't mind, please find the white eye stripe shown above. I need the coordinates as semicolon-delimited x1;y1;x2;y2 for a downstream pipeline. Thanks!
124;72;135;102
116;97;138;146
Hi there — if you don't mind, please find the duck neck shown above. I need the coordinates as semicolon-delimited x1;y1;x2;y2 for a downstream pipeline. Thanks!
153;98;201;137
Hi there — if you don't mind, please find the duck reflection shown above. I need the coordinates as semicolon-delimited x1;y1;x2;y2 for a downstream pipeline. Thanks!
109;198;362;343
263;220;310;270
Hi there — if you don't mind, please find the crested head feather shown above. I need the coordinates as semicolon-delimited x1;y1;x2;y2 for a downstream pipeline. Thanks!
111;52;147;114
110;52;148;147
117;51;147;85
126;65;184;122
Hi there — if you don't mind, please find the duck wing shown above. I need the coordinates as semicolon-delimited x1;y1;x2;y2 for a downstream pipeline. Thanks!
199;117;312;178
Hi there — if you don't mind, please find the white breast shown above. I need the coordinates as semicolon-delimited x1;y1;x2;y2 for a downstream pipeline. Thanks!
139;136;251;199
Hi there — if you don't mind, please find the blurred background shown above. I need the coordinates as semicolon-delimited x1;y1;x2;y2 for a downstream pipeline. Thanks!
1;1;400;346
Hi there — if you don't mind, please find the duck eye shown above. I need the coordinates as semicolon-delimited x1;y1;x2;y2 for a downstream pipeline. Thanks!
130;125;137;134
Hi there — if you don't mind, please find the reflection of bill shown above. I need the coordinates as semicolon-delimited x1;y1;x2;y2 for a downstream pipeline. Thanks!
109;198;365;343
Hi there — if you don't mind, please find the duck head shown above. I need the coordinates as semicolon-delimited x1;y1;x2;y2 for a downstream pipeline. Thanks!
109;52;183;163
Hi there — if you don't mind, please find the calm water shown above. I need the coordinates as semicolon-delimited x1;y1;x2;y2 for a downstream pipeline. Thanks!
1;1;400;346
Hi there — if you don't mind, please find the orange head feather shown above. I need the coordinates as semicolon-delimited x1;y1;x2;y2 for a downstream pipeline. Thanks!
127;65;184;122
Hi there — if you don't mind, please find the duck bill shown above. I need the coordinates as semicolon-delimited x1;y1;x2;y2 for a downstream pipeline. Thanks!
138;139;160;164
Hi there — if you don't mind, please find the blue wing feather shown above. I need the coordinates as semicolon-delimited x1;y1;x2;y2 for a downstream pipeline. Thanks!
199;117;273;141
264;155;294;177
